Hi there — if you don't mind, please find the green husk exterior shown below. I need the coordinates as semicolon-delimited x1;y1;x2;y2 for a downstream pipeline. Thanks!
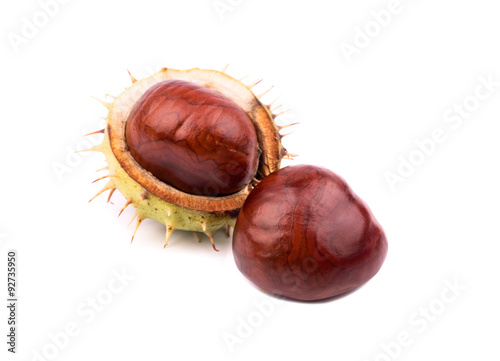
89;67;286;247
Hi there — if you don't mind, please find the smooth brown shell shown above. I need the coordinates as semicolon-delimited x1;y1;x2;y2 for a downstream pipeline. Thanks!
232;165;388;301
126;79;259;196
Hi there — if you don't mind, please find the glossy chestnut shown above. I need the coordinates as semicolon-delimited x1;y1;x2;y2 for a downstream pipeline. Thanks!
232;165;388;301
125;79;259;196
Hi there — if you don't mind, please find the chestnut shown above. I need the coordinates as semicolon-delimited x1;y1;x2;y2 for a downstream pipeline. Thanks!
126;79;259;196
232;165;388;301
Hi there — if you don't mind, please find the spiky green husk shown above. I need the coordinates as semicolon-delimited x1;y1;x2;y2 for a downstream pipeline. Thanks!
88;67;292;250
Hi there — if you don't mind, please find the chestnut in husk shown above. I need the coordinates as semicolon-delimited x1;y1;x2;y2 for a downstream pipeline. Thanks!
125;79;259;196
232;165;388;301
88;67;290;250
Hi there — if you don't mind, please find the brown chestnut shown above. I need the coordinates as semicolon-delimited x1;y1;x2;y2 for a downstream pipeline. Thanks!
125;79;259;196
232;165;388;301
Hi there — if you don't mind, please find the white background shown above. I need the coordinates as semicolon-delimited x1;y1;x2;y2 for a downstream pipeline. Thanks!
1;0;499;360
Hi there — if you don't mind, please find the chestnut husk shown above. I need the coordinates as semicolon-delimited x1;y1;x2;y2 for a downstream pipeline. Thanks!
88;67;289;249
